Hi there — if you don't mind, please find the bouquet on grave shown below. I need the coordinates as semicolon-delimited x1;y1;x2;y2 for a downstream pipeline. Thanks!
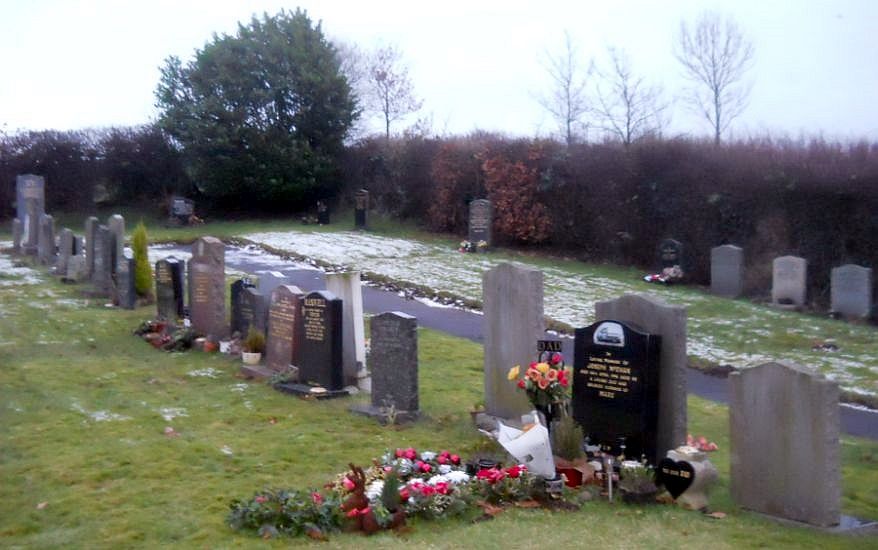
507;352;572;409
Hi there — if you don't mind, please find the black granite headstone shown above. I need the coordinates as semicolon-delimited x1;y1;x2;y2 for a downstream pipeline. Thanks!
658;238;684;270
117;252;136;310
468;199;492;251
298;290;343;390
317;200;330;225
155;256;184;321
231;278;256;336
572;320;661;464
354;189;369;229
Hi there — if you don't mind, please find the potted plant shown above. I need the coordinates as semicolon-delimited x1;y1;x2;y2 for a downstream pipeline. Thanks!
618;460;658;504
551;413;591;487
241;327;265;365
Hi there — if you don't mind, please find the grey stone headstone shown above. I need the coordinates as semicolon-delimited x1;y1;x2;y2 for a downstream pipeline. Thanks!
117;252;136;310
91;225;113;296
187;236;227;338
483;262;545;419
21;185;44;255
830;264;872;319
468;199;492;250
354;189;369;229
12;218;22;251
594;293;688;461
155;257;184;321
56;228;75;275
325;271;366;387
371;312;419;413
37;214;56;266
65;255;87;283
265;285;304;373
772;255;807;307
15;174;44;222
85;216;98;278
107;214;125;274
710;244;744;298
730;361;840;527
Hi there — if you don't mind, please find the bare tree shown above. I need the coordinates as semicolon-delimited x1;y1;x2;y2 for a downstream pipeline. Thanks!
675;11;754;145
367;44;422;141
594;48;668;146
538;31;592;146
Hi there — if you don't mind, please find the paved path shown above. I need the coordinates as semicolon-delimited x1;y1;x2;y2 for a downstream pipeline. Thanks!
166;244;878;440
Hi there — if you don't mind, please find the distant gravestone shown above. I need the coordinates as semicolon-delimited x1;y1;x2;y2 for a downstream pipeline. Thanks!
658;238;684;271
594;294;688;463
84;216;98;278
730;361;840;527
298;290;344;390
257;271;298;301
354;189;369;229
325;271;366;388
16;175;44;255
56;228;75;275
155;257;185;321
231;279;267;337
187;236;227;338
317;200;330;225
572;320;662;463
468;199;492;251
37;214;55;265
107;214;125;275
710;244;744;298
117;251;136;309
352;312;419;422
169;196;194;225
831;264;872;319
91;225;112;296
265;285;304;374
483;263;545;419
772;255;807;307
64;236;86;283
12;218;22;252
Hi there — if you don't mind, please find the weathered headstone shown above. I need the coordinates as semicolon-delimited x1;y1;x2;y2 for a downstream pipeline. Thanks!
298;290;344;390
468;199;492;251
730;361;840;527
37;214;56;265
64;237;86;283
56;228;75;275
593;294;687;464
12;218;22;252
84;216;98;278
317;200;330;225
658;238;684;270
155;257;185;321
483;262;545;419
107;214;125;275
572;320;662;463
117;251;136;310
354;189;369;229
91;225;112;295
231;278;266;337
169;196;194;225
16;175;45;255
772;255;807;307
263;285;304;375
325;271;366;387
710;244;744;298
187;236;227;338
830;264;872;319
352;312;419;422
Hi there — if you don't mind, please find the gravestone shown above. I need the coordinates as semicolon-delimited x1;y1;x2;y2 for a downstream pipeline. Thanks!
169;196;194;225
297;290;344;390
710;244;744;298
12;218;22;252
265;285;304;374
231;278;254;335
730;361;840;527
572;320;662;463
352;312;419;422
84;216;98;278
772;255;807;307
231;278;266;336
155;257;185;321
593;294;687;464
116;251;136;309
56;228;74;275
468;199;492;250
354;189;369;229
107;214;125;275
65;237;86;283
16;175;44;255
187;236;227;338
37;214;56;265
317;200;330;225
325;271;366;387
483;263;545;419
658;238;684;270
91;225;112;295
831;264;872;319
257;271;299;300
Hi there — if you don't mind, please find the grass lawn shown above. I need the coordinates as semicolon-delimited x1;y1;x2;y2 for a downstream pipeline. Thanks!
1;251;876;548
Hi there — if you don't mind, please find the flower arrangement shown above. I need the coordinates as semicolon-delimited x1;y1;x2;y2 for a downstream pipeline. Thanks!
472;464;537;504
618;459;657;496
507;353;572;408
686;434;719;452
458;239;488;253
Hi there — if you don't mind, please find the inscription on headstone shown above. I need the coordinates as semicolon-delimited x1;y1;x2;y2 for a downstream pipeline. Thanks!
155;257;185;321
265;285;303;373
298;290;343;390
573;320;662;463
710;244;744;298
830;264;872;319
772;255;807;307
468;199;492;251
354;189;369;229
187;236;227;338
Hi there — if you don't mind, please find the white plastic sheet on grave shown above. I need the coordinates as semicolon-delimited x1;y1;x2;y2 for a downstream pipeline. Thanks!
496;412;555;477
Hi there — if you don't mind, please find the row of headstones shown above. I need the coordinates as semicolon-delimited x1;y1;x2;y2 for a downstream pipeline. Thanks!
710;244;873;318
482;261;842;527
10;175;137;308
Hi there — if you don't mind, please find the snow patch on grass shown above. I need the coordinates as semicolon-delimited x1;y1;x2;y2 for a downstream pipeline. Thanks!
187;368;221;378
71;402;130;422
159;407;189;421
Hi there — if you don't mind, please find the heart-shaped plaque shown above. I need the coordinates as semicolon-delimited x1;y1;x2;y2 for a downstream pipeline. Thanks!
656;458;695;499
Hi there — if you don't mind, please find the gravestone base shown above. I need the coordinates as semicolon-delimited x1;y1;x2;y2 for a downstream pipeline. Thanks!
349;403;419;424
274;382;349;400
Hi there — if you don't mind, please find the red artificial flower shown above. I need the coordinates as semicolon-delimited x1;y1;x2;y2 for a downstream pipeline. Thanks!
345;508;360;518
476;468;506;484
404;448;417;460
255;495;268;504
399;487;410;501
420;485;436;496
529;361;538;369
551;352;563;365
437;455;448;464
559;377;569;387
434;481;450;495
342;476;355;491
420;462;432;473
517;378;526;389
450;454;460;465
395;448;404;458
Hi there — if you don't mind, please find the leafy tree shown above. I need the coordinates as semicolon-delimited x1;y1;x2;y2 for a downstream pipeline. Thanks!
155;9;357;210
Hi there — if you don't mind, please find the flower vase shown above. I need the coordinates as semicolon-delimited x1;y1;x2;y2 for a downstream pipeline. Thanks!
535;403;558;434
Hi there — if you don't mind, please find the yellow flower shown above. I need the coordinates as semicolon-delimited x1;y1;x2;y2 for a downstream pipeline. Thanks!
536;362;550;374
507;365;520;381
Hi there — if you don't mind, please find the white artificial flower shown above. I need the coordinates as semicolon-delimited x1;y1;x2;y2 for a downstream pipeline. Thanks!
420;451;437;461
444;470;470;484
365;480;385;502
438;464;452;475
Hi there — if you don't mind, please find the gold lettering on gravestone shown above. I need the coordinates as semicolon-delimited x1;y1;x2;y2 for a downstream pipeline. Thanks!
157;263;171;284
269;297;296;343
303;298;326;342
192;272;210;303
579;356;635;399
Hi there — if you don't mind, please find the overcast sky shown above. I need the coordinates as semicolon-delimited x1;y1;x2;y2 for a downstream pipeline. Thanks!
1;0;876;141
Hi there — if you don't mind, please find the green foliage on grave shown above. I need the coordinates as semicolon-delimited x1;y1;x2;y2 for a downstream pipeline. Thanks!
154;8;356;212
131;221;152;297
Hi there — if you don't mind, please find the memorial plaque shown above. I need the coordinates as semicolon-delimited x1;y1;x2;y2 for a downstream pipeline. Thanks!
354;189;369;229
468;199;492;251
573;319;662;464
830;264;872;319
187;236;227;338
117;252;136;310
265;285;304;373
155;257;184;321
298;290;343;390
658;238;684;270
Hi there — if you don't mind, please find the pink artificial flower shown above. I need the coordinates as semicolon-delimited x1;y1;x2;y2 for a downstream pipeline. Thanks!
311;492;323;505
404;448;417;460
437;455;448;464
434;481;450;495
450;454;461;465
342;476;355;491
399;487;410;501
255;495;268;504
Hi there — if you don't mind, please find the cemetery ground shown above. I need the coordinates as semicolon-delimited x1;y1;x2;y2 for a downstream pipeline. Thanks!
1;241;878;547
